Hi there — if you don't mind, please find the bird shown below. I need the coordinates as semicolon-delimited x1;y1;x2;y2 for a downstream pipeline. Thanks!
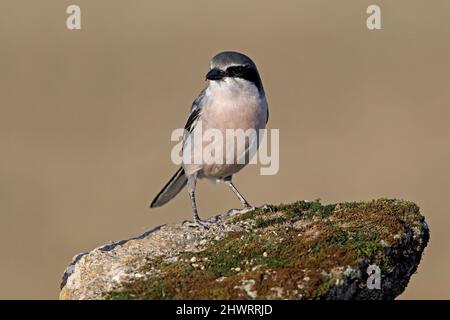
150;51;269;227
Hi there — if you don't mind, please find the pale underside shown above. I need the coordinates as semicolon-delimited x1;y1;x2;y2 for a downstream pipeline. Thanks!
182;78;268;179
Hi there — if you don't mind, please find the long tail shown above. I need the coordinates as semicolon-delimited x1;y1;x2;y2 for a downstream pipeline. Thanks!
150;167;187;208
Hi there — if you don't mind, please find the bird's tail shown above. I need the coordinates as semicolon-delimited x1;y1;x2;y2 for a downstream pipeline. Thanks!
150;167;187;208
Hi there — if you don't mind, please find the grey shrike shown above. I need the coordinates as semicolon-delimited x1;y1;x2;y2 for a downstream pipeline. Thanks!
150;51;269;226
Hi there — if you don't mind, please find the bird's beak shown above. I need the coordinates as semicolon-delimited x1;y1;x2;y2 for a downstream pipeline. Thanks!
205;68;225;81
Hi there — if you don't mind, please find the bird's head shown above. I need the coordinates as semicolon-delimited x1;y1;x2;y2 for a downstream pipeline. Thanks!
205;51;263;92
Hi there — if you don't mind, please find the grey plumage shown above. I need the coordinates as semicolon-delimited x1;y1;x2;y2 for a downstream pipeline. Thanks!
149;91;204;208
150;51;268;226
150;167;186;208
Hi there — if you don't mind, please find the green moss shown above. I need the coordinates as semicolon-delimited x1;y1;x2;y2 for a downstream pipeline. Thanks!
272;200;337;220
254;216;287;228
107;291;135;300
339;201;364;209
230;210;257;223
312;276;336;299
106;279;171;300
105;198;426;300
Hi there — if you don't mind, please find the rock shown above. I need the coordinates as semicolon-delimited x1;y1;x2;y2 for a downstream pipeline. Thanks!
60;199;429;300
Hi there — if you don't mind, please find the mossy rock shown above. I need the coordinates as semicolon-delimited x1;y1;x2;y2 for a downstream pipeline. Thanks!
60;199;429;300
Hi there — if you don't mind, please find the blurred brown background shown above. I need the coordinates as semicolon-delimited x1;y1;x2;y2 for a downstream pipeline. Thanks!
0;0;449;299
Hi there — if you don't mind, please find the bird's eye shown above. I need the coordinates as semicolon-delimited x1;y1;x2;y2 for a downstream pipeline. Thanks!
227;66;247;77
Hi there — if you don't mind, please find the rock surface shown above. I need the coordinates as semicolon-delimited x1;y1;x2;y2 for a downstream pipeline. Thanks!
60;199;429;300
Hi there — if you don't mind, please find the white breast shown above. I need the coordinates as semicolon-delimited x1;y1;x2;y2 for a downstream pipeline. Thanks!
202;78;267;130
183;78;268;178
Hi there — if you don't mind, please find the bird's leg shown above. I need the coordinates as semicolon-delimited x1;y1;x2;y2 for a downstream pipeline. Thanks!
224;176;251;208
184;173;221;228
224;176;255;216
226;180;251;208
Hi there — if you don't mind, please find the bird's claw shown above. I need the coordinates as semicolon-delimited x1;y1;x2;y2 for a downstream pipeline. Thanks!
225;204;274;217
183;217;224;230
258;204;274;212
225;206;255;217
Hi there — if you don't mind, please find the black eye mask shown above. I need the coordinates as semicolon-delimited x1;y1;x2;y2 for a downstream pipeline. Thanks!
206;65;263;92
226;65;261;88
226;65;247;78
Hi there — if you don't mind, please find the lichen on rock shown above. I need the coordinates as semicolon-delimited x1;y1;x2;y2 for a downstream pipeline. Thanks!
60;198;429;300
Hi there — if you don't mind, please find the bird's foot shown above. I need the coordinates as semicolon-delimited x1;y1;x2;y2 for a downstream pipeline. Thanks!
258;204;275;212
224;204;274;217
183;216;224;230
225;205;255;217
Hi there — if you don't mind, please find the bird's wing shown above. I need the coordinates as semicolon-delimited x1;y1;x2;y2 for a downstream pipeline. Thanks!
182;88;207;157
184;88;206;133
151;89;207;208
184;107;201;133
